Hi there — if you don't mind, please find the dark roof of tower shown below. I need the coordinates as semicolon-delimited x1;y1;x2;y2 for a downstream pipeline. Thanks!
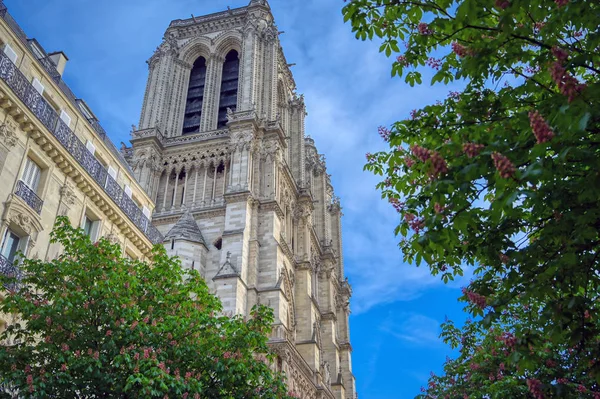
164;211;206;246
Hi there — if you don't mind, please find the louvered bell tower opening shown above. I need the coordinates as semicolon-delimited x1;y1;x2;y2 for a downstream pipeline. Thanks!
182;56;207;134
217;50;239;129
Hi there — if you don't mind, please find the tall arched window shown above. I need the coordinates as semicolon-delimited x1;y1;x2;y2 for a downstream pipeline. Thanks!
217;50;239;129
183;57;207;134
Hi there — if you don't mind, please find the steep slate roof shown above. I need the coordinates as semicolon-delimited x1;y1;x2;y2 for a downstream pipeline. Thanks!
164;211;207;246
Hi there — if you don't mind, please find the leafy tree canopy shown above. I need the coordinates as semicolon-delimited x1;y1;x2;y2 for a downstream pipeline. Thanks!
343;0;599;397
0;217;291;398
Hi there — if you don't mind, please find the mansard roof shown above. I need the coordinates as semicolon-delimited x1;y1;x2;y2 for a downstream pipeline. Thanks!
164;211;207;246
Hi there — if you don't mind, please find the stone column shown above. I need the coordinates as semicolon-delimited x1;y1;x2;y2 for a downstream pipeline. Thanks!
201;55;224;132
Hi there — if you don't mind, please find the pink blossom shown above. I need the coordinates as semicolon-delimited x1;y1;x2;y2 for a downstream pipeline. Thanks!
404;157;415;168
396;55;408;66
410;145;431;162
426;57;442;70
555;0;568;7
491;152;516;179
527;379;544;399
60;364;67;372
529;111;554;144
417;23;432;35
430;151;448;177
61;343;69;352
451;42;468;57
495;0;510;9
549;62;586;102
551;46;569;62
462;288;487;309
378;126;391;141
463;143;484;158
434;203;445;214
106;330;112;337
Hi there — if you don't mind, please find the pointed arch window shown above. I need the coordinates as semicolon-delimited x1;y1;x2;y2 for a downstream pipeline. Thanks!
217;50;239;129
183;57;207;134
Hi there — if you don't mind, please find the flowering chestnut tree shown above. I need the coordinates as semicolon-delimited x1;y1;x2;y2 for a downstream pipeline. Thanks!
0;217;292;398
343;0;600;397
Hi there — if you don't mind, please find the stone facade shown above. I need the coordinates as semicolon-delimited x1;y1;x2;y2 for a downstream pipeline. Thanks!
0;2;160;332
126;1;356;398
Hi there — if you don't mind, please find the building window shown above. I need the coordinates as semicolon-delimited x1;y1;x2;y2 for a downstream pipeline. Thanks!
183;57;207;134
217;50;239;129
82;212;100;241
21;157;41;193
0;229;20;263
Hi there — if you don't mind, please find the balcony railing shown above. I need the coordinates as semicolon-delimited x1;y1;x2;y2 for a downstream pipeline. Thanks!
0;51;164;245
0;253;22;291
15;180;43;214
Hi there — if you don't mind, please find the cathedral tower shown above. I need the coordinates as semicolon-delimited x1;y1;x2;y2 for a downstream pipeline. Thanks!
126;1;356;398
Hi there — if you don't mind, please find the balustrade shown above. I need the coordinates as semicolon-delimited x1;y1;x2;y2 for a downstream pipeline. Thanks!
15;180;43;214
0;253;22;291
0;50;163;244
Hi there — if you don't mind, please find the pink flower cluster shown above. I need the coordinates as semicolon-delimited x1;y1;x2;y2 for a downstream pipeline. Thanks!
527;378;544;399
491;152;516;179
365;153;376;163
451;42;468;58
426;57;442;70
495;0;510;9
552;46;568;62
555;0;568;7
528;111;554;144
378;126;391;141
430;151;448;177
463;143;485;158
396;55;408;66
549;48;586;102
411;145;431;162
389;197;404;213
462;288;487;309
404;213;425;233
417;23;432;35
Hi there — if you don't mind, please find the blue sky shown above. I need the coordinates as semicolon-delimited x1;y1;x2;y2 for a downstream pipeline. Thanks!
6;1;470;397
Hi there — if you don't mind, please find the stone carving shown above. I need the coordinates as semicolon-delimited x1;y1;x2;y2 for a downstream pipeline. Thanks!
0;118;17;148
9;212;32;234
323;361;331;386
59;183;76;206
104;233;120;245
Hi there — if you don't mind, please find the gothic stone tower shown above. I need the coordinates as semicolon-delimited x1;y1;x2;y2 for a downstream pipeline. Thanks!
125;1;356;398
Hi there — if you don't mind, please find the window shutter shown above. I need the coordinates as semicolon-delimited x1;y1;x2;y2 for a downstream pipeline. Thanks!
142;206;151;218
124;185;132;198
85;140;96;155
59;110;71;127
22;158;41;192
3;44;18;64
32;78;44;95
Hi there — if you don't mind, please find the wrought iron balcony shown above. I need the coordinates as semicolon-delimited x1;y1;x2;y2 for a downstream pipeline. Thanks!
0;50;163;245
0;253;22;291
15;180;43;214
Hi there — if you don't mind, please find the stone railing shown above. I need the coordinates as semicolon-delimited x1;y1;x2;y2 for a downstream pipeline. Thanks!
14;180;43;214
0;253;22;291
0;51;164;244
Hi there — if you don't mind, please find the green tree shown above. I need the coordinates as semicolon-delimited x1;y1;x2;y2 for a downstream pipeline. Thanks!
343;0;600;397
0;217;291;398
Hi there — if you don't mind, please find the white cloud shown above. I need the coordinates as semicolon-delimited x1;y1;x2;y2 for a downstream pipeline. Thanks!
380;313;443;347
